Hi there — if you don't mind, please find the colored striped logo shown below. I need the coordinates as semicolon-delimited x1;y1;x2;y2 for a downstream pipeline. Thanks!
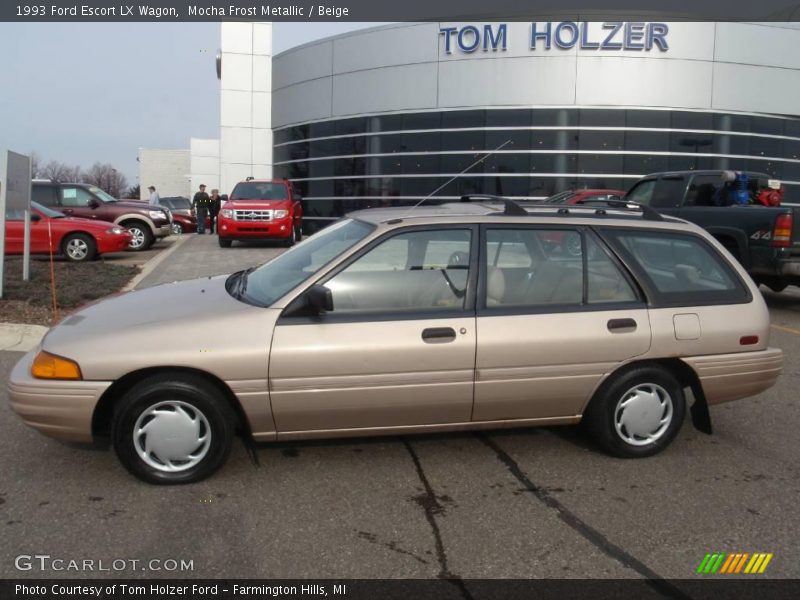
696;553;773;574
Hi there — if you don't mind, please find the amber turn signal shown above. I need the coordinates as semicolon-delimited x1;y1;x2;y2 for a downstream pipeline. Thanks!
31;351;83;380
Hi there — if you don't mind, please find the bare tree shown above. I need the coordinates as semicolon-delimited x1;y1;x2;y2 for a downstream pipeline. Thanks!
40;160;82;183
81;162;129;198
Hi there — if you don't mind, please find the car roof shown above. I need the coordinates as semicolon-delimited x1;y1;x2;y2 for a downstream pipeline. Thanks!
347;200;691;231
636;169;771;180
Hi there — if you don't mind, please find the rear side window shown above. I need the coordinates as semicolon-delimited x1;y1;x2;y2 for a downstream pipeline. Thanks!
650;177;686;208
231;182;289;200
603;229;750;305
32;185;58;207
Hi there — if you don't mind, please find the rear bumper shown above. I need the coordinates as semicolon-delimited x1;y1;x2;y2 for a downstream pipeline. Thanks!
778;259;800;278
7;351;111;443
682;348;783;406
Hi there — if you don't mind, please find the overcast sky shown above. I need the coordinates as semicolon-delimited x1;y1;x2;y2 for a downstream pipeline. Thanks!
0;22;382;187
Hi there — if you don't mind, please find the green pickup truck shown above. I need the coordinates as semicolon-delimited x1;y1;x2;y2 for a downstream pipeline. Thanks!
624;170;800;292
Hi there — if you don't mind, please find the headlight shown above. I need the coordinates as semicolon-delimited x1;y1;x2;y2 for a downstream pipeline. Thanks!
273;210;289;218
106;227;125;235
148;210;166;219
31;351;82;380
221;209;233;218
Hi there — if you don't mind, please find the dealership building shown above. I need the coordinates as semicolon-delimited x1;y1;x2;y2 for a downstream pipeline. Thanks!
148;21;800;232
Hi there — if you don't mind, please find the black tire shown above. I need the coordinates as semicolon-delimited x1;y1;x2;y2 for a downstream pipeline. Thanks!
111;374;235;484
583;364;685;458
122;220;154;251
218;236;232;248
61;232;97;262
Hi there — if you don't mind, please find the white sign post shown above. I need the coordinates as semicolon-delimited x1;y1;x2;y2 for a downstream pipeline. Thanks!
0;150;33;298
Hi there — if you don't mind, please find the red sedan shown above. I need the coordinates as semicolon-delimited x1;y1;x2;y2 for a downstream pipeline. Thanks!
4;202;133;262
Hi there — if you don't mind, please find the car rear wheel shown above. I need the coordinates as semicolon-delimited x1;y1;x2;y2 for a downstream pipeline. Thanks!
61;233;97;262
218;237;232;248
111;375;235;484
122;221;154;251
583;365;685;458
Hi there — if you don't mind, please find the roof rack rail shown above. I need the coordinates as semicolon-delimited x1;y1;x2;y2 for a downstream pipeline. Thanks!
460;194;528;216
574;198;664;221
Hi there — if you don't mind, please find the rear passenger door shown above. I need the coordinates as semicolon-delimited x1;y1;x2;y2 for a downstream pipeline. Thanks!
474;226;652;422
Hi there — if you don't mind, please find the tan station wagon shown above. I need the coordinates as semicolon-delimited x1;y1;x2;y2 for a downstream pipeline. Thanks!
8;198;783;484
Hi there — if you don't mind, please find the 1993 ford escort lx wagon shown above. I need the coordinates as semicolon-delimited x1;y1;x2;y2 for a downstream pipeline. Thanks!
8;198;783;484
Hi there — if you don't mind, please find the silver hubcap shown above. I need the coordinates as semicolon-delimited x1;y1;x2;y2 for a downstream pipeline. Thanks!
614;383;673;446
133;401;211;472
66;238;88;260
172;223;183;235
128;227;145;249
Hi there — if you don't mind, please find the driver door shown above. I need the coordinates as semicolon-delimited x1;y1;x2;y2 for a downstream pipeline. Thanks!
268;226;478;434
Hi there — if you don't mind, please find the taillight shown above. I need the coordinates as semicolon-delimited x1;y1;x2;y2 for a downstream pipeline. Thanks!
772;213;792;248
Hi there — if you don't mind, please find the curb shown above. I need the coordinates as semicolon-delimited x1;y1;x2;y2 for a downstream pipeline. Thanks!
0;323;49;352
122;234;192;292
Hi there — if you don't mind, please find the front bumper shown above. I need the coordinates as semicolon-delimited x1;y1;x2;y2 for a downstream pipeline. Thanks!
217;217;293;239
153;223;172;239
7;351;112;443
682;347;783;406
97;234;134;254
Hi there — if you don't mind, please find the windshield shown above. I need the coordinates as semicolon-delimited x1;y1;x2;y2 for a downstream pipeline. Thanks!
89;186;118;203
231;182;289;200
231;219;375;306
32;201;66;218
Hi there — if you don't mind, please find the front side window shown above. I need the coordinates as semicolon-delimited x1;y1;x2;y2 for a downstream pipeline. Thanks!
604;229;749;305
325;229;472;314
484;229;637;308
235;219;375;306
61;186;94;207
626;180;655;205
650;177;687;208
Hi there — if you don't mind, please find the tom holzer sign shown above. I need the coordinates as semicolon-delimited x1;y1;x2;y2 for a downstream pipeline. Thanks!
439;22;670;54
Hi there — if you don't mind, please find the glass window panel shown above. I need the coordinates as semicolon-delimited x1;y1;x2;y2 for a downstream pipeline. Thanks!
326;229;472;313
403;112;442;130
623;154;669;175
485;153;531;175
579;130;625;151
485;228;582;307
624;131;669;152
486;129;530;150
442;110;485;129
579;109;625;127
586;236;637;304
486;110;532;127
402;155;440;174
531;109;577;127
60;186;94;207
671;111;713;131
713;113;750;133
441;130;485;151
750;117;784;136
577;154;624;175
626;110;670;129
401;131;442;152
309;121;335;139
334;118;366;136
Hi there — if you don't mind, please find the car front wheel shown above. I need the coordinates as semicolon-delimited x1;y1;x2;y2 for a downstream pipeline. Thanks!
218;237;232;248
583;365;685;458
62;233;97;262
122;221;154;251
111;375;235;484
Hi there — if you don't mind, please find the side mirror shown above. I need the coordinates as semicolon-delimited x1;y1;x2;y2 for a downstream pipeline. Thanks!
220;194;228;201
88;198;100;209
307;284;334;313
30;213;41;222
608;195;621;202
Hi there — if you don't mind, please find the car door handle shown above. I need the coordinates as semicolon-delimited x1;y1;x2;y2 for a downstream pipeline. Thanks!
422;327;457;342
607;318;637;332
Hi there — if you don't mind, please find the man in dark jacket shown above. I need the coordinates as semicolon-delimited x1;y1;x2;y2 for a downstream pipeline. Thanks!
192;184;211;234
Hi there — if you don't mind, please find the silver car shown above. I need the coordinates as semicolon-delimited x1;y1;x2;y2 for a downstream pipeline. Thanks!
8;199;783;484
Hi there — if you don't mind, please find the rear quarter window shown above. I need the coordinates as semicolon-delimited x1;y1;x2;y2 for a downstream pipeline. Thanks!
601;228;751;306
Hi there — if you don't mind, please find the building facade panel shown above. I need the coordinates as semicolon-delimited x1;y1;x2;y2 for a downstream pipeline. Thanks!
269;22;800;231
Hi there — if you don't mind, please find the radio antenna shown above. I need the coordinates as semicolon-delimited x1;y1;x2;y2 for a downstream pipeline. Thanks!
408;138;513;211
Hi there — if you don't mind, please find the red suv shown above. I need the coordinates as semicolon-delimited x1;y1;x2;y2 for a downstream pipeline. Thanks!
217;179;303;248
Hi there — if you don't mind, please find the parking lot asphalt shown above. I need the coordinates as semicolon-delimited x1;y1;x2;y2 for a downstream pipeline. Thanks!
1;235;799;584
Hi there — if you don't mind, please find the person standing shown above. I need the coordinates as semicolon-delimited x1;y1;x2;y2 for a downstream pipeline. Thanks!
192;184;210;234
147;185;160;206
209;188;221;234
